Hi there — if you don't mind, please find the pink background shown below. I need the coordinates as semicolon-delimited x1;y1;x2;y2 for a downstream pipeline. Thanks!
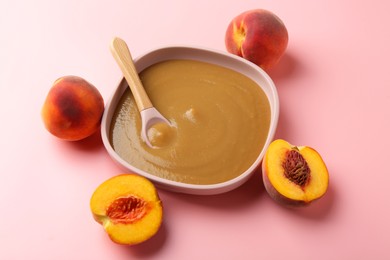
1;0;390;259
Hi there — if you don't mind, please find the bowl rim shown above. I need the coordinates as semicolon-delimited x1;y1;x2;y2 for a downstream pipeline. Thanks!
101;45;279;195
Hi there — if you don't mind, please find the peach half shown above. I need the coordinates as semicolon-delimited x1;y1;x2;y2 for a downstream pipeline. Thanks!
41;76;104;141
90;174;163;245
262;139;329;206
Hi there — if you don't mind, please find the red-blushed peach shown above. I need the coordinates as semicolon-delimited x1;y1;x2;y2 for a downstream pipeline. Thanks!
225;9;288;71
90;174;163;245
41;76;104;141
262;139;329;207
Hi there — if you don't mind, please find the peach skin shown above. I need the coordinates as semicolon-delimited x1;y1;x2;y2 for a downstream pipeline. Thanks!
41;76;104;141
225;9;288;71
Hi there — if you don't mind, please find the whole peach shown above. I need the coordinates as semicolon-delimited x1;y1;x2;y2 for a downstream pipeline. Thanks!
41;76;104;141
225;9;288;71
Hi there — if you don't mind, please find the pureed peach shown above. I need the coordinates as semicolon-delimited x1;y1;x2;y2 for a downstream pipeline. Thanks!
109;59;271;185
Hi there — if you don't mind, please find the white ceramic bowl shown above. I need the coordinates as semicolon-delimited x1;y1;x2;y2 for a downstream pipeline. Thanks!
101;46;279;195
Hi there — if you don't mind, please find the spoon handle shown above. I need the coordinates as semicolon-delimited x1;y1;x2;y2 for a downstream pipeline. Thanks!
110;37;153;111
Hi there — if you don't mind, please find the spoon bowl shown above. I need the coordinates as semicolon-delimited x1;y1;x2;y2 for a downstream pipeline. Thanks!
140;107;172;147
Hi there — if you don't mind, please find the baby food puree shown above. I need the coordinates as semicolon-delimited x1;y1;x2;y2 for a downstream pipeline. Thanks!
110;59;270;185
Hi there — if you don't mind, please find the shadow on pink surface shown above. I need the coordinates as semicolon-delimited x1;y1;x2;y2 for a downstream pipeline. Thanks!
120;222;169;258
64;128;105;152
296;184;336;219
172;167;266;211
273;101;294;141
268;51;306;142
276;183;336;221
268;51;302;84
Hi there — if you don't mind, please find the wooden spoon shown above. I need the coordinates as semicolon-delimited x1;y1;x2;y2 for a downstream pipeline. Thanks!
110;37;172;148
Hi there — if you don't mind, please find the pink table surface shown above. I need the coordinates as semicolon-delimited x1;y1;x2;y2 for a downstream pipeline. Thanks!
1;0;390;259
